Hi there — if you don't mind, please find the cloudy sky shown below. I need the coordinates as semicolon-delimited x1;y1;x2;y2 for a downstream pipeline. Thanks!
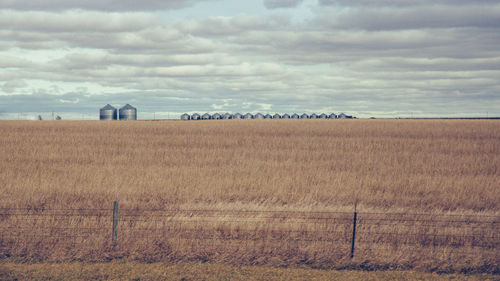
1;0;499;119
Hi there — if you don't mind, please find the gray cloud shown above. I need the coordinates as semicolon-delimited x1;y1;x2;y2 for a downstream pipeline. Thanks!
264;0;304;9
318;0;499;7
316;5;500;30
1;1;499;118
0;10;161;32
0;55;34;68
0;0;211;11
175;14;275;36
2;80;28;93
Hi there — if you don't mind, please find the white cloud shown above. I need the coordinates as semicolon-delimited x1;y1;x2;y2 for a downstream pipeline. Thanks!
59;98;80;104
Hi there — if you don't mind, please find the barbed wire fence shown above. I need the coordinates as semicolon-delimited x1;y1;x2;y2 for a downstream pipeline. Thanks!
0;203;499;264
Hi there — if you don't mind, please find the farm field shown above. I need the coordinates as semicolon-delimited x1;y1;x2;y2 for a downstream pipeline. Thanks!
0;119;499;273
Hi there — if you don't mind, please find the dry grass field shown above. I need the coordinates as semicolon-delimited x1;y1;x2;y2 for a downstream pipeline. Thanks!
1;261;497;281
0;119;499;273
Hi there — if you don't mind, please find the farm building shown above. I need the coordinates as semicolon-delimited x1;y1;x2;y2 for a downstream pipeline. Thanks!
254;113;265;119
119;104;137;120
99;104;117;120
337;113;352;119
179;111;352;120
243;113;254;119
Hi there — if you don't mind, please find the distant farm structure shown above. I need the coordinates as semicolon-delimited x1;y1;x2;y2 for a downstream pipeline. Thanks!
100;104;137;120
180;112;354;120
98;104;355;121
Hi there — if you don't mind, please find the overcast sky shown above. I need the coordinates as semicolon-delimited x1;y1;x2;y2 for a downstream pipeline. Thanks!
1;0;499;119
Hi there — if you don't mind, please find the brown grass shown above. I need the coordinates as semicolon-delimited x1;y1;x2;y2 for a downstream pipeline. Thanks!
0;119;499;272
1;261;496;281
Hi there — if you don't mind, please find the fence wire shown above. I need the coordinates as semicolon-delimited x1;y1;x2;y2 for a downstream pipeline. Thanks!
0;207;499;255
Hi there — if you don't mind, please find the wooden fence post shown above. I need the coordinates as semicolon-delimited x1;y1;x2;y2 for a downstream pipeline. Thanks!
350;204;357;259
112;201;119;244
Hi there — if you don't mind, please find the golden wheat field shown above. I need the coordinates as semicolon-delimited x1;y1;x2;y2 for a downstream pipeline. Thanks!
0;119;499;273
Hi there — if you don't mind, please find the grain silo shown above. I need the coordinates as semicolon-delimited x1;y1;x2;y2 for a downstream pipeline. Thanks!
100;104;117;120
223;113;232;119
180;113;190;120
201;113;211;120
191;113;201;120
338;113;352;119
233;113;243;119
273;113;281;119
264;114;272;119
300;113;309;119
243;113;254;119
291;113;300;119
119;104;137;120
282;113;290;119
212;113;222;120
254;113;264;119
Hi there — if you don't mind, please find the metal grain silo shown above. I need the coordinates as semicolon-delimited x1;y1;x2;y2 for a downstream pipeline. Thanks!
273;113;281;119
180;113;190;120
201;113;211;120
264;114;272;119
191;113;201;120
282;113;290;119
300;113;309;119
100;104;117;120
233;113;243;119
337;113;352;119
254;113;264;119
243;113;254;119
291;113;300;119
119;104;137;120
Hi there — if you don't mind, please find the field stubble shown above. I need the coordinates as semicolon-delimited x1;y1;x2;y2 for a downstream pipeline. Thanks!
0;119;498;272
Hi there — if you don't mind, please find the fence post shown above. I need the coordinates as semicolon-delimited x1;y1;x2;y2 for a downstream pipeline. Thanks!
350;204;357;259
112;201;119;244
